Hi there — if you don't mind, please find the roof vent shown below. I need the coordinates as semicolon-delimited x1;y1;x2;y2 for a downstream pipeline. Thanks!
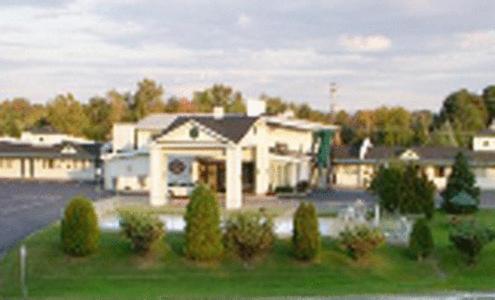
213;106;224;120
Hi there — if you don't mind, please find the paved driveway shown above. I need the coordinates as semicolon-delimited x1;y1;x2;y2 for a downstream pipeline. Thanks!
0;180;111;257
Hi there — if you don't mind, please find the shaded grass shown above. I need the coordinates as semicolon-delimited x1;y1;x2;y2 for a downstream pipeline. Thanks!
1;210;495;299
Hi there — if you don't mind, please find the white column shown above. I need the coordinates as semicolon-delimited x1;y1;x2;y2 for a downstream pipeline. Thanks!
289;162;298;187
255;144;270;195
226;145;242;209
149;145;168;206
373;204;380;227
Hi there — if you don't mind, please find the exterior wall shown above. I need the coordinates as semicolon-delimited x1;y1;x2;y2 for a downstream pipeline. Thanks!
474;166;495;189
104;154;149;191
136;129;161;149
0;157;95;181
32;158;95;181
266;126;313;153
112;123;136;153
0;158;22;178
20;132;91;145
423;165;451;190
104;154;195;191
473;136;495;151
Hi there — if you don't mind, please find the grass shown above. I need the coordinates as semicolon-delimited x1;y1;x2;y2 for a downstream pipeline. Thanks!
1;210;495;299
116;203;290;218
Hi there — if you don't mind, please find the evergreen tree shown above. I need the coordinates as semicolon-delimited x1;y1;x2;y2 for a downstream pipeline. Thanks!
370;164;435;218
441;152;480;213
184;185;223;261
292;202;321;261
409;218;434;260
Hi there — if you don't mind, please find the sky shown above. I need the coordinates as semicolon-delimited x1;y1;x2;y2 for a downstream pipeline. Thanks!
0;0;494;112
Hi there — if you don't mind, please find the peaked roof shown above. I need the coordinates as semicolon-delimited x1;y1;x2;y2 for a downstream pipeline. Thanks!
333;145;495;164
0;140;100;159
159;115;259;143
26;126;60;134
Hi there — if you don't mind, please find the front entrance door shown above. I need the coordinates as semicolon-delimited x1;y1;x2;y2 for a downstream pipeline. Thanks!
199;160;225;192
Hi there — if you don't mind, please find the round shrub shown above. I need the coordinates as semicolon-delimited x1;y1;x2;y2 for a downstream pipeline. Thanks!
119;210;165;254
223;211;274;261
449;219;495;265
409;218;434;260
61;196;99;256
292;202;320;261
339;226;384;260
184;184;223;261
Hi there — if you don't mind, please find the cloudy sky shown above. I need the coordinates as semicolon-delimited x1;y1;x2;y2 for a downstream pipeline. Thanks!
0;0;494;111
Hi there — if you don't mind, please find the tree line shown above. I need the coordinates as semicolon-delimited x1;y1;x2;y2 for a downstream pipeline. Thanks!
1;78;494;147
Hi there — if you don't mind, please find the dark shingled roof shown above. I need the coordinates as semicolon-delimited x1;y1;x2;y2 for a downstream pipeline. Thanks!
0;141;101;160
159;115;259;143
332;145;495;164
26;126;60;135
476;128;495;137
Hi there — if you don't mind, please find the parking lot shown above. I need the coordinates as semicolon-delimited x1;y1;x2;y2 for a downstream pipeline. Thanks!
0;180;111;257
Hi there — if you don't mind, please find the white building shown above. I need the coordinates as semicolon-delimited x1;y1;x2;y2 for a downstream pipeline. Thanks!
332;124;495;190
0;127;101;181
103;101;338;209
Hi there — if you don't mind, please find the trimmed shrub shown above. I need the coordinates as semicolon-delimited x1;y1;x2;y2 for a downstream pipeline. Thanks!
119;210;165;254
449;219;495;265
296;181;310;193
292;202;320;261
61;196;99;256
409;218;434;260
224;211;274;261
339;226;384;260
274;186;294;194
184;184;223;261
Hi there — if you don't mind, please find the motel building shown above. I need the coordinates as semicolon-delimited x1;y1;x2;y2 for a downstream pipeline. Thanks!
103;100;338;209
331;123;495;190
0;127;101;181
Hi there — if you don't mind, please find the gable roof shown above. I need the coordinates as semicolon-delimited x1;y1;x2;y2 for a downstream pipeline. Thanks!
26;126;60;135
0;141;100;160
158;115;259;143
333;145;495;165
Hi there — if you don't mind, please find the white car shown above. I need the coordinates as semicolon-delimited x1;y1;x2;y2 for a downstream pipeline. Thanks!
168;182;195;198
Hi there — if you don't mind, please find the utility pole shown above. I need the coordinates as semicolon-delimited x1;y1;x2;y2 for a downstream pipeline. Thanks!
329;82;338;122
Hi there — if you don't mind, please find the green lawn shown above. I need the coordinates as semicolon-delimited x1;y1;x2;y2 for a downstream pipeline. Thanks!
1;211;495;299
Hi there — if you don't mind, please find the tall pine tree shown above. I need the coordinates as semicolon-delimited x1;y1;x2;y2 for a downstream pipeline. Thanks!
441;152;480;213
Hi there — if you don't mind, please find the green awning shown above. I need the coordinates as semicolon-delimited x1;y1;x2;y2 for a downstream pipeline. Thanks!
316;129;334;168
450;191;477;207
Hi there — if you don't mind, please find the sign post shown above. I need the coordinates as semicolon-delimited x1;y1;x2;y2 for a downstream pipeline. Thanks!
19;244;28;298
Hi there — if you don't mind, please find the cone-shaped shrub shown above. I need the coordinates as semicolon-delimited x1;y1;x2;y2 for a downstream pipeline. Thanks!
409;218;434;260
61;196;99;256
184;184;223;261
292;202;320;261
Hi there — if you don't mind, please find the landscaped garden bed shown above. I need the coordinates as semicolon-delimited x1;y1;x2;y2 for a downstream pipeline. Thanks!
2;210;495;299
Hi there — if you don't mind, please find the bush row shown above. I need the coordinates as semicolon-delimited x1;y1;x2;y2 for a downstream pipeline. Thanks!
59;189;495;266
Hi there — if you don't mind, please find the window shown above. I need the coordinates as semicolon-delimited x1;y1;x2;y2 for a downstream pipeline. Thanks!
435;166;445;177
484;140;490;147
48;159;54;169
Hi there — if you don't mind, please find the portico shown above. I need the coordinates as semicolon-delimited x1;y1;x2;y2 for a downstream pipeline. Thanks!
149;118;250;209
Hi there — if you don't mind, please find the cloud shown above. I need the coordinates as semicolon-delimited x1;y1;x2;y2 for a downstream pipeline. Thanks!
459;30;495;50
237;13;251;27
338;34;392;52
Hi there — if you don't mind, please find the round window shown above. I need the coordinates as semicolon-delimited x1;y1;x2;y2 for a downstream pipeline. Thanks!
189;126;199;139
169;159;186;175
